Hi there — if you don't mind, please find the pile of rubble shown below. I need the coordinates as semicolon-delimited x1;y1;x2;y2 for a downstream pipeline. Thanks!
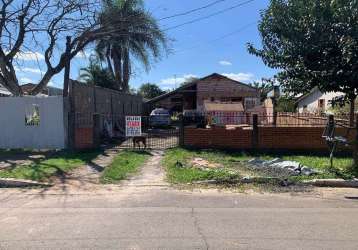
247;158;318;177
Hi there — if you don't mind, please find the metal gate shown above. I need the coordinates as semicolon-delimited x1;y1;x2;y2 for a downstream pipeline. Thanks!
97;115;180;149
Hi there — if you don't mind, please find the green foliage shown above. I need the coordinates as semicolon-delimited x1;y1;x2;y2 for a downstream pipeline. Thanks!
248;0;358;105
138;83;166;99
179;76;199;87
162;148;355;185
163;148;242;184
275;95;296;112
251;80;273;101
96;0;169;92
79;58;117;90
100;150;150;184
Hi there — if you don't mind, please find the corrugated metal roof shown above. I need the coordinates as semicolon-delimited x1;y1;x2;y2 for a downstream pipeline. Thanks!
203;101;244;112
0;85;11;96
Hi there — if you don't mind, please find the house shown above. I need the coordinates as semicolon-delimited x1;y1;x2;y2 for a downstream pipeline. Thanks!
0;83;63;97
146;73;260;114
0;84;11;97
20;83;63;96
296;87;344;114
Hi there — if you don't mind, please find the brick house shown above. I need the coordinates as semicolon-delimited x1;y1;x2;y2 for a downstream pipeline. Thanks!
146;73;260;113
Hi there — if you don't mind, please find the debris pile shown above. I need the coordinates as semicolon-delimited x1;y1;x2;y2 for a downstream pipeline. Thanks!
247;158;318;177
190;158;223;171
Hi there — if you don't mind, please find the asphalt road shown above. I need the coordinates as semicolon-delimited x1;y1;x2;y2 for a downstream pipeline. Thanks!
1;185;358;250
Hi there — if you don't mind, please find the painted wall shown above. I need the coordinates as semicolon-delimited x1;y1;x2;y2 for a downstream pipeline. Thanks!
0;96;66;149
297;90;344;113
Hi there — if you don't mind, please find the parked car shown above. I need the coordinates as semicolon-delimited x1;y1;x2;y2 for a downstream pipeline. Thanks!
149;108;171;127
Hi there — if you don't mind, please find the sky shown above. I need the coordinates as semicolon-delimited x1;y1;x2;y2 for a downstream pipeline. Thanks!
14;0;277;91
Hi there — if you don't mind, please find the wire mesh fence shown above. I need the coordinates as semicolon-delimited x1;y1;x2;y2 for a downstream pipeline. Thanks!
182;112;355;128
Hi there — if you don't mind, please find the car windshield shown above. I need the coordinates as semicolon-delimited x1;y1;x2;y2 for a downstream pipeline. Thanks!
152;109;169;115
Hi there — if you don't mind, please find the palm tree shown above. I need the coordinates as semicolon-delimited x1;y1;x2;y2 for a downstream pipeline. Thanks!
79;57;116;89
96;0;168;92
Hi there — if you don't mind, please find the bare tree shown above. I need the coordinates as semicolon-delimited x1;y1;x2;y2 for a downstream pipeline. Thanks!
0;0;108;95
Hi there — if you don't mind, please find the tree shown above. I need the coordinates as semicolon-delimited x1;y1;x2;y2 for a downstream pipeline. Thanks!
79;58;116;89
180;76;199;87
0;0;154;96
138;83;165;99
275;95;296;113
248;0;358;126
96;0;169;92
251;80;272;102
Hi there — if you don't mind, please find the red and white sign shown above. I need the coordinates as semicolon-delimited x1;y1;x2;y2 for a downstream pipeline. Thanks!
125;116;142;137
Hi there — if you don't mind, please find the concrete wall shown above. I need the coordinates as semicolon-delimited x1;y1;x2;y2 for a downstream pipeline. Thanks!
297;90;344;113
0;96;66;149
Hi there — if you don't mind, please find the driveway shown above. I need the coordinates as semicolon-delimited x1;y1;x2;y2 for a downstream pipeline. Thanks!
1;151;358;249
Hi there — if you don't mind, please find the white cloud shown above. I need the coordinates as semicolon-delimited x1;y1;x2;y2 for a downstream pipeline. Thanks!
222;72;255;83
15;67;43;74
20;77;33;84
15;52;44;61
219;60;232;66
75;51;92;59
160;74;198;89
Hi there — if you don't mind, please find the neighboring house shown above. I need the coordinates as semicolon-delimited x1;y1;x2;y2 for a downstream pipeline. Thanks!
296;87;344;114
0;83;63;97
21;83;63;96
146;73;260;113
0;84;11;97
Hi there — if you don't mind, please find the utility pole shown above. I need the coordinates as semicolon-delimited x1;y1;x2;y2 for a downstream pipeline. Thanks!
175;74;177;89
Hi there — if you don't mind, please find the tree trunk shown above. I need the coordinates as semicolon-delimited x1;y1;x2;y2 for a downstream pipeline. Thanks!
112;47;122;91
106;47;114;78
122;47;130;93
63;36;71;97
349;96;356;127
30;71;55;96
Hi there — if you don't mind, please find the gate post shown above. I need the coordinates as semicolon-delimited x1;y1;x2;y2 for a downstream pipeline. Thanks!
93;113;101;148
252;114;259;149
179;114;184;147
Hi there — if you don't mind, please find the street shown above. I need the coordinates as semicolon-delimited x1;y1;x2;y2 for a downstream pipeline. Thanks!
1;185;358;250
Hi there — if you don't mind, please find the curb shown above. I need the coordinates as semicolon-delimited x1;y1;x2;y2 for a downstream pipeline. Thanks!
303;179;358;188
0;178;52;188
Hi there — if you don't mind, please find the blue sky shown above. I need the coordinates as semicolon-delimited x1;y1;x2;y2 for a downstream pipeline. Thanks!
15;0;277;90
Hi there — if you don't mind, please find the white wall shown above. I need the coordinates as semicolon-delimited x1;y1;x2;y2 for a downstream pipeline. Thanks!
0;96;66;149
297;90;344;113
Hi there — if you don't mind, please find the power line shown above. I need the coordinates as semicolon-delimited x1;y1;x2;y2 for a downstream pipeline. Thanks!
158;0;227;21
164;0;255;31
175;21;257;54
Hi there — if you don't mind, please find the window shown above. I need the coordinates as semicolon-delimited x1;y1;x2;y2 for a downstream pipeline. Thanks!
220;97;230;102
318;99;325;110
303;105;308;113
245;98;257;109
231;97;243;103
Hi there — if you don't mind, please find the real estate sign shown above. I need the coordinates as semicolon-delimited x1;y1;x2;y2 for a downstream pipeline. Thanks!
125;116;141;137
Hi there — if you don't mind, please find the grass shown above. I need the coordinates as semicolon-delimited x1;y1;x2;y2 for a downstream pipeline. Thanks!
100;150;151;184
0;150;101;182
163;148;241;184
162;148;355;185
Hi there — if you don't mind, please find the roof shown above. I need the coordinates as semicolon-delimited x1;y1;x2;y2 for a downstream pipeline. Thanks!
0;84;11;96
146;73;258;104
295;87;320;104
203;101;244;112
20;83;63;96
